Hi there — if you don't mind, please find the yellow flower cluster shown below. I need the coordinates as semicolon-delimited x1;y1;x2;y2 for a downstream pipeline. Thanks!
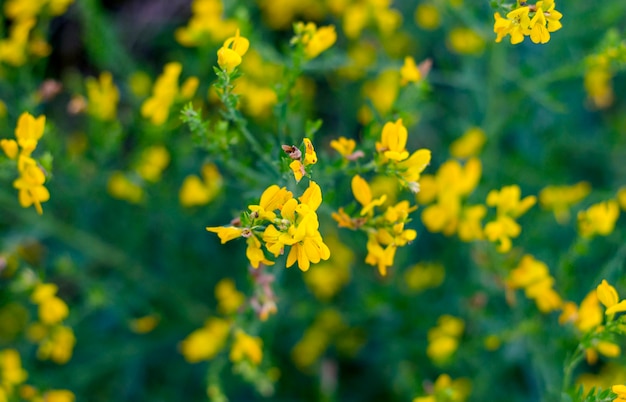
419;158;483;241
413;373;472;402
493;0;562;45
337;0;402;40
507;254;562;313
292;22;337;59
1;112;50;214
175;0;238;46
180;279;264;367
404;261;445;293
27;283;75;364
484;185;536;252
141;62;199;125
0;349;28;401
0;0;73;66
583;32;626;109
207;180;330;271
107;145;171;204
427;315;464;363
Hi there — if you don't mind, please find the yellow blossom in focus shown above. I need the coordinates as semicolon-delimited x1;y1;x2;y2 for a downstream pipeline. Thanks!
230;329;263;365
180;318;230;363
217;29;249;72
85;71;119;121
577;200;620;238
376;119;409;161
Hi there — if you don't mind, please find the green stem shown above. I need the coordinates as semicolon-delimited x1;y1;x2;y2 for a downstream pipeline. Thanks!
562;344;585;395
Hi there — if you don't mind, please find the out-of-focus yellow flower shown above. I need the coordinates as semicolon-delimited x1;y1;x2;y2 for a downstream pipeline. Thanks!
404;262;445;292
427;315;464;363
0;18;36;66
447;27;485;55
303;234;353;300
362;69;399;117
330;136;357;158
85;71;119;121
128;71;152;98
179;163;223;207
135;145;170;183
0;348;28;386
180;318;230;363
294;22;337;59
578;200;620;238
450;127;486;159
175;0;238;46
230;329;263;365
413;373;472;402
129;315;160;334
215;278;245;315
414;3;440;30
400;56;422;85
37;325;75;364
539;182;591;224
107;171;143;204
507;255;562;313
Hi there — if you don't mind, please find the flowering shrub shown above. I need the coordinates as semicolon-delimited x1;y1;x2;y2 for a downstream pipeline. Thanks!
0;1;625;401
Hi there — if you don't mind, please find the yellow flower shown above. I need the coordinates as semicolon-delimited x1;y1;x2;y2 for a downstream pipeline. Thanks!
43;390;75;402
129;315;159;334
248;185;293;221
1;139;18;159
135;145;170;183
330;136;357;158
404;262;445;292
36;325;75;364
180;318;230;363
85;71;119;121
539;182;591;224
414;4;440;30
449;127;486;159
597;279;619;309
295;22;336;59
206;226;243;244
364;235;396;276
376;119;409;161
447;27;485;55
140;62;190;125
486;185;536;217
577;200;620;238
400;56;421;85
217;29;249;72
351;175;387;216
215;278;245;315
107;171;143;204
230;329;263;365
0;349;28;386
